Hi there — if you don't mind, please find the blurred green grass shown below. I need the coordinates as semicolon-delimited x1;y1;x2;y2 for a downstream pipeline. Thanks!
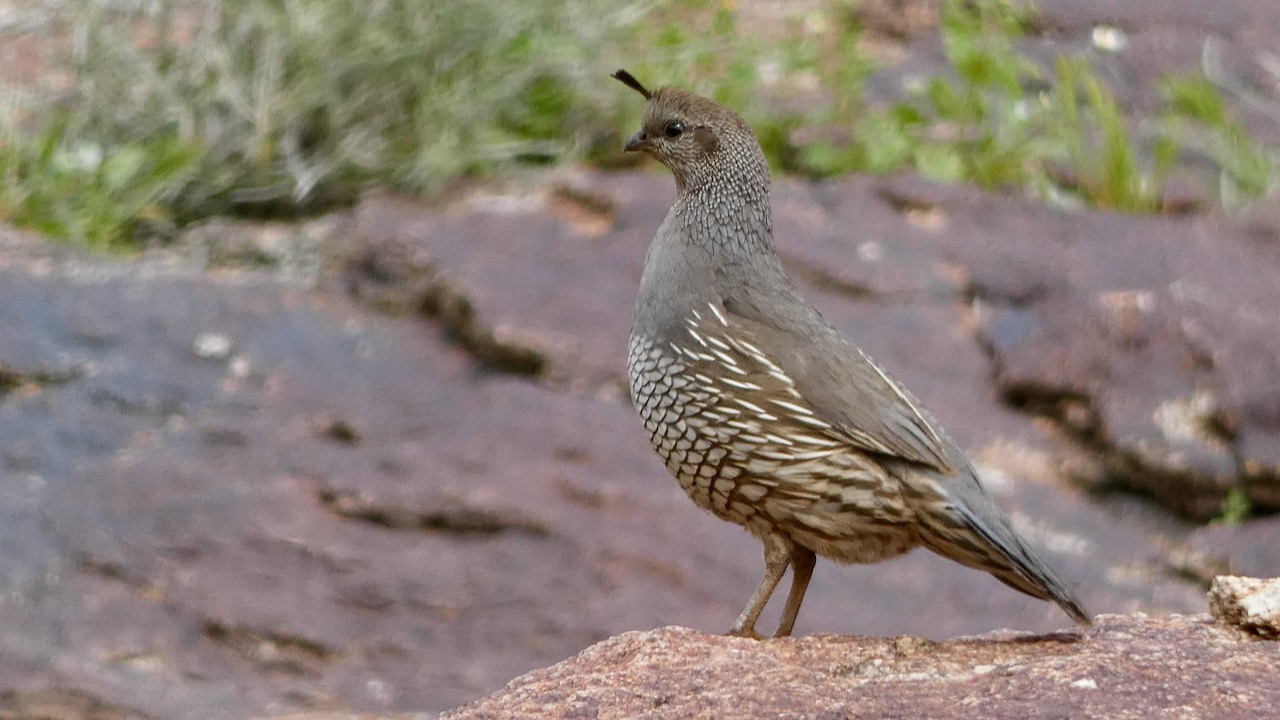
0;0;1275;250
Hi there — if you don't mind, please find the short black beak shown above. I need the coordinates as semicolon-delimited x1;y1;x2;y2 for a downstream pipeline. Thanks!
624;130;648;152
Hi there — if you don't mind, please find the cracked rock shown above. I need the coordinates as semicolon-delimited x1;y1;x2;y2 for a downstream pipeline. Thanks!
1209;575;1280;638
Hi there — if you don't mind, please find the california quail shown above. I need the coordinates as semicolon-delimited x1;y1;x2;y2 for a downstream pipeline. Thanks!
614;69;1090;638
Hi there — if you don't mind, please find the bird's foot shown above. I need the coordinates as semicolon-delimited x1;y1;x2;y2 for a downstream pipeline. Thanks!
726;626;765;641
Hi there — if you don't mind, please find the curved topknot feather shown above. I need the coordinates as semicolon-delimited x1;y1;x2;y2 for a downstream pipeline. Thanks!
612;69;652;99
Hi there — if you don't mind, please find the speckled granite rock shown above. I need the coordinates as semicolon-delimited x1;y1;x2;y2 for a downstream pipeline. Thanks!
441;615;1279;719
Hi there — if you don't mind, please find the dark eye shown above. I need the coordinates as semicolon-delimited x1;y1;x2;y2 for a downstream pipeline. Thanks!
663;121;685;139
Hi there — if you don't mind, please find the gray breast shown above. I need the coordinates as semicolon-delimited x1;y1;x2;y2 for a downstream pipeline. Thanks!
626;308;917;562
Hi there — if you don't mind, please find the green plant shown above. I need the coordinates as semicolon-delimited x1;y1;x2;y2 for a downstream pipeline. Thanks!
1;0;640;249
1054;56;1178;212
0;116;198;251
1216;486;1253;525
1;0;1276;252
787;10;880;175
776;0;1275;214
1161;74;1277;212
917;0;1046;187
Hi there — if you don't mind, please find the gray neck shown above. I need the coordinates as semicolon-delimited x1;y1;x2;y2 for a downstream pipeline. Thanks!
673;178;774;262
633;175;790;338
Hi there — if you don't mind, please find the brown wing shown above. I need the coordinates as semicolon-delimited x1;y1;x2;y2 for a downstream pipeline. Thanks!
717;294;959;475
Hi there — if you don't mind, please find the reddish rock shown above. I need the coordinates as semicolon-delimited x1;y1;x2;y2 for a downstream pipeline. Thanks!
1185;515;1280;578
796;173;1280;519
0;189;1214;718
443;616;1279;719
3;3;1280;715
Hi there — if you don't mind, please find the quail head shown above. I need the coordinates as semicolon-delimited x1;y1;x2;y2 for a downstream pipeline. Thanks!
614;69;1089;638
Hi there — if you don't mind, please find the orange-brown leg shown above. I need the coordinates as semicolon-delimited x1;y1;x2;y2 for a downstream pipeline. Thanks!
729;532;793;639
774;545;816;637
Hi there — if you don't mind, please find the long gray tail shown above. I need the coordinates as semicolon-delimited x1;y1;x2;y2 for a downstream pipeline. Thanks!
912;468;1091;625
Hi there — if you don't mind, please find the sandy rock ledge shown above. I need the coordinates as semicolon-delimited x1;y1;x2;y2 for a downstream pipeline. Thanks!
441;613;1278;719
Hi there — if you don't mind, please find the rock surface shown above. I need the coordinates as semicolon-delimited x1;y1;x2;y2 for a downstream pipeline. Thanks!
352;167;1280;520
875;175;1280;519
442;616;1279;720
5;161;1274;712
4;162;1280;717
1209;576;1280;638
1;165;1279;717
2;1;1280;718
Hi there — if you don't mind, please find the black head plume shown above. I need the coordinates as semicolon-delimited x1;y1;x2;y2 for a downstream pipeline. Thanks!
612;69;652;99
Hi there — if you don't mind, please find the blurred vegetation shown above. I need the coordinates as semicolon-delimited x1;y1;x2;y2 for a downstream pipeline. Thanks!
1216;486;1254;525
0;0;1276;250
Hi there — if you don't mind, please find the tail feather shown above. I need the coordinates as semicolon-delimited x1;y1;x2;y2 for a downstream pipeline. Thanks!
911;468;1091;626
951;502;1091;625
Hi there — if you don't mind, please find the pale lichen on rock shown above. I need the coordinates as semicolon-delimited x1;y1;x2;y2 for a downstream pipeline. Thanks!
1209;575;1280;638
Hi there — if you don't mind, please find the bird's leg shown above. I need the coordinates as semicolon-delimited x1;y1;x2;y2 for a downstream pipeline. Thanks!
728;532;793;640
773;545;816;638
